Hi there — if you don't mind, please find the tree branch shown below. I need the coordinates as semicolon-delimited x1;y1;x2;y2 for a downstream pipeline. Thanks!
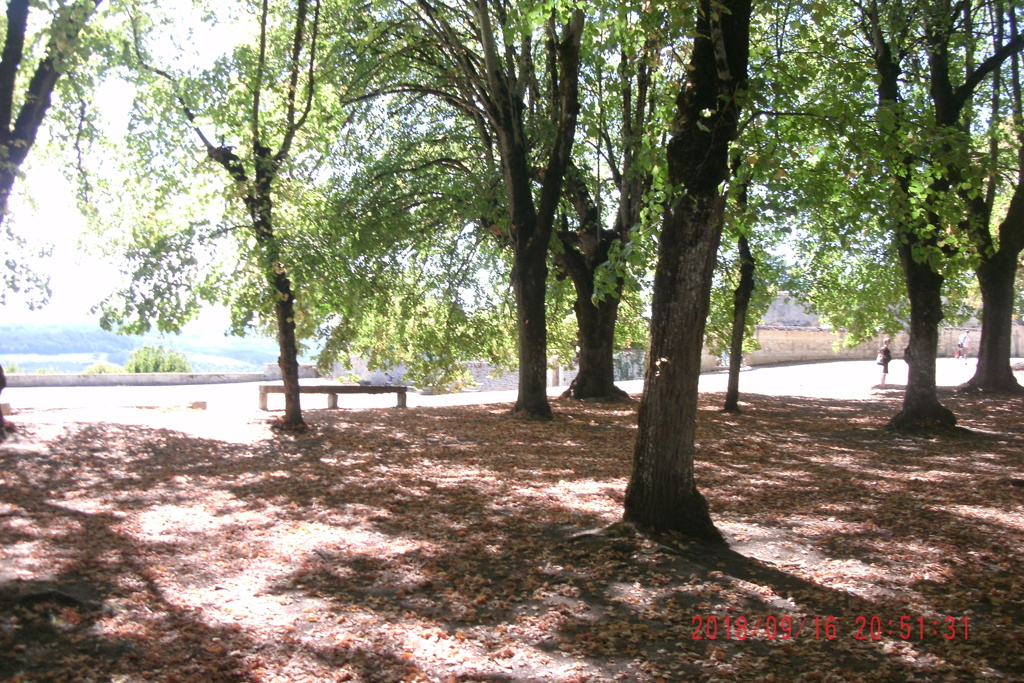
955;31;1024;110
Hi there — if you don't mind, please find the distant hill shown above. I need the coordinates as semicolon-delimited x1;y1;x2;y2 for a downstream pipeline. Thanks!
0;324;282;373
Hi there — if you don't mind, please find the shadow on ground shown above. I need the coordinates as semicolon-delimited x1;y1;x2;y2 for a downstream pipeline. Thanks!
0;388;1022;681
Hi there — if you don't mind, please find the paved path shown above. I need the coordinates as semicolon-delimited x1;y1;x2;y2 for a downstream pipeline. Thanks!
2;357;1003;418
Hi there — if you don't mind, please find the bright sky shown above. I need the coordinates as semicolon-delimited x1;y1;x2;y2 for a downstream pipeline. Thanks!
3;166;112;326
2;3;245;336
2;163;231;337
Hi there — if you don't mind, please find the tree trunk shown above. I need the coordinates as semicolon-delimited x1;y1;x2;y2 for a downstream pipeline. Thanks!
623;0;749;540
272;271;305;427
868;8;956;431
251;150;305;429
624;191;728;540
510;240;553;418
566;274;626;401
966;250;1023;393
0;364;6;435
888;242;956;430
723;234;755;413
556;214;628;401
483;10;582;419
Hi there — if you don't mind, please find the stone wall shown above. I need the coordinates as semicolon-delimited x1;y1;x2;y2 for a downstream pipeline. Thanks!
742;324;1024;366
6;364;319;388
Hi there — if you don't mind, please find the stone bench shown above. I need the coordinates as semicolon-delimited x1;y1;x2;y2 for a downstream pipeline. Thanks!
258;384;408;410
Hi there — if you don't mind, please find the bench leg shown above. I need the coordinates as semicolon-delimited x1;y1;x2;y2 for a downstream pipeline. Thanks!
397;391;407;408
328;393;338;409
259;391;268;411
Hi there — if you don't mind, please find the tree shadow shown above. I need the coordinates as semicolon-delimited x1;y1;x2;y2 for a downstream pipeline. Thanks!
1;392;1021;680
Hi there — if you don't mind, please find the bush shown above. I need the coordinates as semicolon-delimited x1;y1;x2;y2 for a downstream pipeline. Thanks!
124;346;192;373
83;361;125;374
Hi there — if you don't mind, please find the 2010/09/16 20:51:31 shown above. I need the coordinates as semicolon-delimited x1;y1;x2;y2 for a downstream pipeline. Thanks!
690;615;970;641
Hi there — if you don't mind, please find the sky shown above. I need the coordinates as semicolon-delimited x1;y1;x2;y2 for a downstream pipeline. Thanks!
1;5;240;337
2;164;232;338
3;167;113;326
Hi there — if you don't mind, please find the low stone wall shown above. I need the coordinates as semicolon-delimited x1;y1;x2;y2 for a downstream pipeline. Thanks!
5;364;320;388
745;327;906;366
742;324;1024;367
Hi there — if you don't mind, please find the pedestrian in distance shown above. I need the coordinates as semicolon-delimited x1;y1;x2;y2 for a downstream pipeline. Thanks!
876;338;893;388
957;330;971;363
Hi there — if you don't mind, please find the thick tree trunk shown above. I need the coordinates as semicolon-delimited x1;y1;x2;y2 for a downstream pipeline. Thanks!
624;192;727;540
967;155;1024;393
557;220;628;402
723;234;755;413
623;0;749;540
567;281;626;401
966;252;1023;393
486;11;582;419
888;242;956;430
511;242;553;418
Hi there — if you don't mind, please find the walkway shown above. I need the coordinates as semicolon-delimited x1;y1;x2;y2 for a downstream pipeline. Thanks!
2;357;1000;418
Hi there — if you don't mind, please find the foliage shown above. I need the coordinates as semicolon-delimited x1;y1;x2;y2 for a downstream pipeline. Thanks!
83;361;124;374
123;344;191;373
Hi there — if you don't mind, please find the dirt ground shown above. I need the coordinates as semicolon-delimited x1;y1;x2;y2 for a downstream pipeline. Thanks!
1;364;1022;682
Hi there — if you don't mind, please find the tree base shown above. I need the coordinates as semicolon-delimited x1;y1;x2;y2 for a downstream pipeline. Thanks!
560;384;632;403
958;377;1024;395
622;492;725;544
509;405;554;421
269;416;309;432
886;404;958;433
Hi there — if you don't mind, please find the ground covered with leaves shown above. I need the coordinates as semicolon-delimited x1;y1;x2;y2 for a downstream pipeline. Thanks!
1;384;1022;682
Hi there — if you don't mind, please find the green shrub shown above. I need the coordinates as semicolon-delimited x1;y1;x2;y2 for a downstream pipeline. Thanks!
124;345;192;373
83;361;125;374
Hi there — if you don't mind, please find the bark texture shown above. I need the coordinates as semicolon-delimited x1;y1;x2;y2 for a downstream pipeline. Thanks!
623;0;750;539
723;233;755;413
888;243;956;429
0;364;6;435
967;246;1024;393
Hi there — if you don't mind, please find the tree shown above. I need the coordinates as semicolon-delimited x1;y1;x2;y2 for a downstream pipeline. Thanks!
1;0;103;305
553;12;669;402
306;95;518;391
862;0;1024;429
964;2;1024;393
553;4;667;402
100;0;342;429
722;232;755;413
386;0;584;418
623;0;751;538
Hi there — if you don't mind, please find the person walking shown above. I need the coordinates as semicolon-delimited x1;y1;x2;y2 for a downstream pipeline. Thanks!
877;338;892;388
957;330;971;363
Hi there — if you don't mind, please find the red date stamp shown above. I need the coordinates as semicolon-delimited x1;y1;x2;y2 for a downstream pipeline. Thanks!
691;615;969;641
